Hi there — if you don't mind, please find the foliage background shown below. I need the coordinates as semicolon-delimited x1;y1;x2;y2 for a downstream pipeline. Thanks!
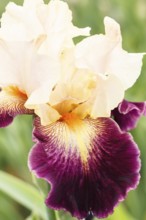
0;0;146;219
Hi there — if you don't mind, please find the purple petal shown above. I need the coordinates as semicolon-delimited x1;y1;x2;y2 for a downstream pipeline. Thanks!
0;86;33;127
0;112;14;127
112;99;146;132
29;115;140;219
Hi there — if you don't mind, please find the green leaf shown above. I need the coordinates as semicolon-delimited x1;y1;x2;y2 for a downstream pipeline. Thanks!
0;171;47;220
101;203;136;220
26;212;43;220
0;192;23;220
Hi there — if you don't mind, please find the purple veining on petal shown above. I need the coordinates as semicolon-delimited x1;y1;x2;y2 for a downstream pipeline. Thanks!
0;105;32;128
0;112;14;127
112;99;146;132
0;87;33;127
29;116;140;219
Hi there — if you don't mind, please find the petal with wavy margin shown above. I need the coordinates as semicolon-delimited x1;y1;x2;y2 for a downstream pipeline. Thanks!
29;114;140;219
112;100;146;131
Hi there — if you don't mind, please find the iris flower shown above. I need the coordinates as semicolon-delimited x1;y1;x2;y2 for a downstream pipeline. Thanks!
0;0;145;219
29;17;145;219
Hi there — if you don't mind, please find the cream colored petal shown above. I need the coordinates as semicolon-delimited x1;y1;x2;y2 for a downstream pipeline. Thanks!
0;40;19;86
0;40;39;89
75;35;117;73
49;82;90;106
75;17;121;74
44;0;90;38
0;2;44;41
25;84;55;108
23;0;43;7
48;51;95;107
107;48;145;89
34;104;61;126
25;56;62;106
26;52;61;94
0;39;60;100
38;0;90;56
0;37;65;111
0;0;90;57
71;26;90;38
104;16;122;43
49;69;96;107
60;48;75;83
90;75;124;118
75;35;121;75
0;40;43;92
72;102;91;119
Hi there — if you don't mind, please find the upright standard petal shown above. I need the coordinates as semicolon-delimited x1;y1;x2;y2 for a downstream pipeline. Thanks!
0;0;90;56
29;114;140;219
0;0;44;41
90;74;125;118
75;16;144;89
75;16;145;119
108;48;145;90
75;17;121;73
112;100;146;131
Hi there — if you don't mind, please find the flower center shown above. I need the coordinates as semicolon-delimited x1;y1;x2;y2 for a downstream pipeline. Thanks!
59;112;84;130
60;112;79;123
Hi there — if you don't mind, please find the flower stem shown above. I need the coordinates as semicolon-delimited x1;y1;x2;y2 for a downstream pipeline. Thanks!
85;211;94;220
55;211;61;220
46;207;57;220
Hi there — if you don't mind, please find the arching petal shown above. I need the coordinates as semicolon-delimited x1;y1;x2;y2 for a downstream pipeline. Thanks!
90;74;124;118
112;100;146;131
0;1;44;41
0;0;90;57
108;48;145;90
75;17;121;74
37;0;90;56
75;16;145;91
0;86;33;127
29;115;140;219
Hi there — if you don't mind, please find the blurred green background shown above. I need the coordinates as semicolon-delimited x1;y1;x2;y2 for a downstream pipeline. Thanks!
0;0;146;219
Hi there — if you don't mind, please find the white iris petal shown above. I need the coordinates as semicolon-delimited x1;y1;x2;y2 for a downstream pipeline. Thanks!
75;16;145;118
0;0;90;57
0;0;144;125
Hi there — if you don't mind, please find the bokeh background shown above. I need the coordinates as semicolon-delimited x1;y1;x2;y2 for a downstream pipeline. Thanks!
0;0;146;219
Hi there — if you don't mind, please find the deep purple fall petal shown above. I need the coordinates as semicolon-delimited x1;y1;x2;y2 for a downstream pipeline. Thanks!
29;115;140;219
0;86;33;127
112;99;146;132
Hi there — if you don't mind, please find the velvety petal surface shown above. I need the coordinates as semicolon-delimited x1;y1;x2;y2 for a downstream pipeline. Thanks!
29;114;140;219
0;86;32;127
112;99;146;132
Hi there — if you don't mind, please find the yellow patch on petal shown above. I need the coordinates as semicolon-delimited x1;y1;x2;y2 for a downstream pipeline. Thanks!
54;100;77;116
3;85;27;100
59;113;93;167
0;85;32;116
34;116;104;172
